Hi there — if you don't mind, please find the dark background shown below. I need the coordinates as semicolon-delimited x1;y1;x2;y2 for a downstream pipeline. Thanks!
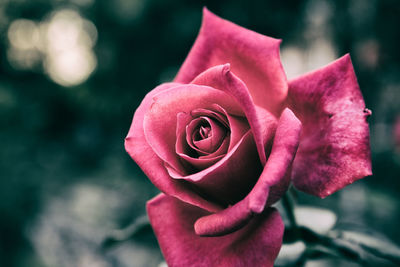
1;0;399;266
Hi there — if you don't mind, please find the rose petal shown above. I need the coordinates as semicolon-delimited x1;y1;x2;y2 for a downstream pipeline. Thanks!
125;83;222;213
191;107;229;128
168;130;262;205
174;8;288;116
189;117;226;154
287;54;372;198
147;193;284;267
175;112;197;158
249;108;302;209
175;112;229;171
211;104;250;151
189;104;250;151
144;84;243;175
178;150;226;170
194;109;301;236
191;64;278;166
186;117;211;156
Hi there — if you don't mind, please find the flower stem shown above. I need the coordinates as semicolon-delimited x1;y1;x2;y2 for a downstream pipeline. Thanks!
282;189;298;229
101;215;150;249
283;219;400;265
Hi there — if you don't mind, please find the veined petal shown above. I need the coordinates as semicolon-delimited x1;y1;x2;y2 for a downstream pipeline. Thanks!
287;54;372;198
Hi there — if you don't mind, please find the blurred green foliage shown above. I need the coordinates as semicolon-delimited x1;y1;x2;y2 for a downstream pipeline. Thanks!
0;0;399;266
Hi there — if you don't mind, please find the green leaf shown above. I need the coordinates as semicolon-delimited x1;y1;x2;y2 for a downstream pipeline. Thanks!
331;230;400;265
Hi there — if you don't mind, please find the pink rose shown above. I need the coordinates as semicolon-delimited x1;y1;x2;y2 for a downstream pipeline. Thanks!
125;8;371;267
395;116;400;152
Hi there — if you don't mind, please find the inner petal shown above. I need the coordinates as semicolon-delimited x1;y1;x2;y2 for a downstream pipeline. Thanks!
186;116;227;156
143;84;243;175
175;112;230;172
168;130;262;206
199;126;211;139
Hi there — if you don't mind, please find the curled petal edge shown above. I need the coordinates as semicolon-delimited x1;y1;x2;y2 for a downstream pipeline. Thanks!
125;83;224;213
175;7;288;116
194;108;302;236
147;193;284;267
191;63;275;166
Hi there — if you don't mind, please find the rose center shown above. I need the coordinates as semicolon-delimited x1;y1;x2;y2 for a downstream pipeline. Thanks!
186;116;228;157
193;123;212;141
199;125;211;139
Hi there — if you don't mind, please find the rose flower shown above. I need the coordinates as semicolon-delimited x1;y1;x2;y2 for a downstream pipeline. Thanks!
125;8;372;267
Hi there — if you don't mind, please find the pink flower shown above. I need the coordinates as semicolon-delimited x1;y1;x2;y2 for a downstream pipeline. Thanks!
125;8;372;267
395;116;400;152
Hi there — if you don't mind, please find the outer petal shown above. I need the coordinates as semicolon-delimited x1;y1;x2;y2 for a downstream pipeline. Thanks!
287;54;372;198
175;8;288;116
125;83;222;213
194;109;301;236
147;194;283;267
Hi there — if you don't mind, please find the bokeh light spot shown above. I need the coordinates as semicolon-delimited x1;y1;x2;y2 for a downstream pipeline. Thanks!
42;9;98;87
7;19;40;50
44;47;97;87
